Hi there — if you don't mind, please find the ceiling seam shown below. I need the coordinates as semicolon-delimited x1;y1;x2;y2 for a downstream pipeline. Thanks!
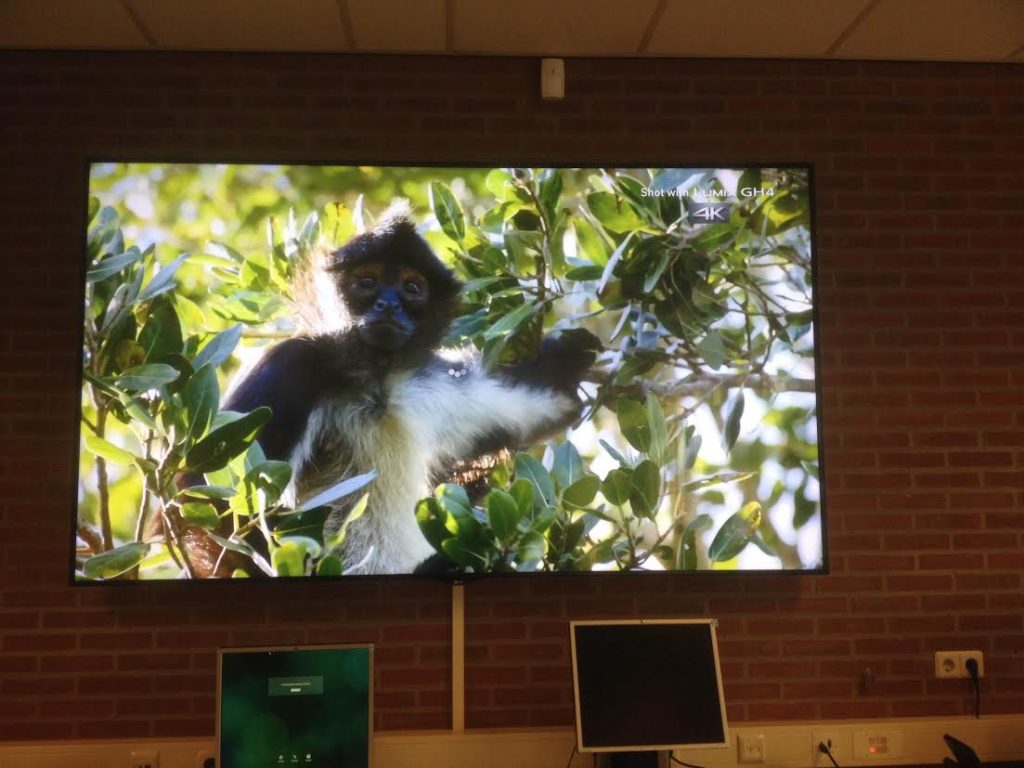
637;0;667;54
335;0;357;50
824;0;882;56
117;0;158;47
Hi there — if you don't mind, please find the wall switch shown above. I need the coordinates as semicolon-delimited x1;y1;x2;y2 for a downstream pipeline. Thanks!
129;750;160;768
737;732;766;763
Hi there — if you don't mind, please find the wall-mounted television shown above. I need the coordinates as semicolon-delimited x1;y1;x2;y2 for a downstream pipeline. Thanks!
75;162;823;581
217;644;372;768
571;619;728;759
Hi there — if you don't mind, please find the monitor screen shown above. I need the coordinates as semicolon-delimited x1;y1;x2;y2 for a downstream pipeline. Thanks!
75;163;823;581
571;620;728;752
217;644;372;768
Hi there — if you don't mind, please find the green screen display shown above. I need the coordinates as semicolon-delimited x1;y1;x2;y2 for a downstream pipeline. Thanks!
218;646;371;768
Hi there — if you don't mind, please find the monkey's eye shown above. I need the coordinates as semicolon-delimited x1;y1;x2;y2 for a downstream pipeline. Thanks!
402;279;426;298
356;275;377;290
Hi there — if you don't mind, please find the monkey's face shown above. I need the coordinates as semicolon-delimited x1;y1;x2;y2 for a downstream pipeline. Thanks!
342;262;431;351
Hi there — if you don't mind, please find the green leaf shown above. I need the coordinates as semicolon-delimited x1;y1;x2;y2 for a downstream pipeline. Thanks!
177;484;236;500
82;542;149;579
723;391;746;451
117;363;180;392
483;301;535;342
678;514;713;570
563;475;600;509
87;196;100;225
645;394;669;466
679;471;756;493
180;502;220;530
139;255;187;303
84;434;136;466
138;297;183;363
602;467;632;505
486;489;520;541
274;507;330;543
682;429;702;469
514;453;555;509
193;324;243;371
516;531;546;563
599;438;631;468
564;263;605;281
437;483;473;519
87;247;144;283
441;537;488;569
629;460;661;518
587;192;644;234
316;555;343;576
698;331;726;370
246;460;292;499
185;407;272;474
181;364;220;444
272;540;308;577
793;481;817;529
508;478;534;517
552;442;585;491
430;182;466;243
707;501;762;562
417;497;451;551
616;396;649;453
642;251;671;293
295;470;378;513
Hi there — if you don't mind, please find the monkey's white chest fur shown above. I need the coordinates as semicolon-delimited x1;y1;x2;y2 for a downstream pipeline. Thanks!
286;358;575;575
291;371;441;575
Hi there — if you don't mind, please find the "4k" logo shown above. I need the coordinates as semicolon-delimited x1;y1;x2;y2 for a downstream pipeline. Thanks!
686;201;731;224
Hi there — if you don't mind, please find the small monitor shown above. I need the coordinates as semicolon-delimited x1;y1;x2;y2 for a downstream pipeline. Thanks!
217;644;373;768
570;619;728;754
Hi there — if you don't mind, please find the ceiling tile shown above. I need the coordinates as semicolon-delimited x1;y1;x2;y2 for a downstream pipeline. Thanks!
0;0;149;49
129;0;349;51
648;0;871;57
347;0;445;52
836;0;1024;61
454;0;658;55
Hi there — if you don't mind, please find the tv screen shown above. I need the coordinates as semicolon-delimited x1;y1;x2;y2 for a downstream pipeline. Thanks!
571;619;728;753
75;163;822;581
217;644;372;768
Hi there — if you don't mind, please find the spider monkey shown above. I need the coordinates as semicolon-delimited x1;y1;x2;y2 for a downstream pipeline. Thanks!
179;203;597;577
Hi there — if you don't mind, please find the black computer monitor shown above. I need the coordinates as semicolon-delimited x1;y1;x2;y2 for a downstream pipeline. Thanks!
217;644;373;768
570;620;728;757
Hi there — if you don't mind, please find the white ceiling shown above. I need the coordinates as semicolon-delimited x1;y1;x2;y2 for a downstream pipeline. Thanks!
1;0;1022;62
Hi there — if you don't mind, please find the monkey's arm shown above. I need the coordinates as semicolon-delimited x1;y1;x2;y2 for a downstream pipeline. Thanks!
418;332;599;463
222;337;332;462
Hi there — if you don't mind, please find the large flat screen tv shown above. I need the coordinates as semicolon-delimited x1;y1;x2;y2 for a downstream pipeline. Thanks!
218;644;372;768
571;619;728;755
75;163;822;581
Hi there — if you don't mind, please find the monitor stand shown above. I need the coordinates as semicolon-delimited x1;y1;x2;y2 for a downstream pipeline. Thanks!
595;750;669;768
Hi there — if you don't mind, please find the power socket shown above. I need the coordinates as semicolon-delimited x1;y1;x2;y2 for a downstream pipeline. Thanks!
812;731;850;766
129;750;160;768
935;650;985;679
195;749;215;768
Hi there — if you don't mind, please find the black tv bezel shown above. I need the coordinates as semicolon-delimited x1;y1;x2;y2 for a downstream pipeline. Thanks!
70;158;827;587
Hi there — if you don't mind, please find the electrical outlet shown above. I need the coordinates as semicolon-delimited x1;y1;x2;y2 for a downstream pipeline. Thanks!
812;731;849;766
935;650;985;679
737;732;766;763
195;749;215;768
962;650;984;678
129;750;159;768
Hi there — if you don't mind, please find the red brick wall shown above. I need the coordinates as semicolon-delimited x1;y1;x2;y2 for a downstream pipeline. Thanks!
1;51;1022;740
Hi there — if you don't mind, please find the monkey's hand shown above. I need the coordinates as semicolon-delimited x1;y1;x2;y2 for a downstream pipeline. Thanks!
506;328;601;395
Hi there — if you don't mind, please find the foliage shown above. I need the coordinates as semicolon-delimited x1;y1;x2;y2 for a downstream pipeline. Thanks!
77;164;820;580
